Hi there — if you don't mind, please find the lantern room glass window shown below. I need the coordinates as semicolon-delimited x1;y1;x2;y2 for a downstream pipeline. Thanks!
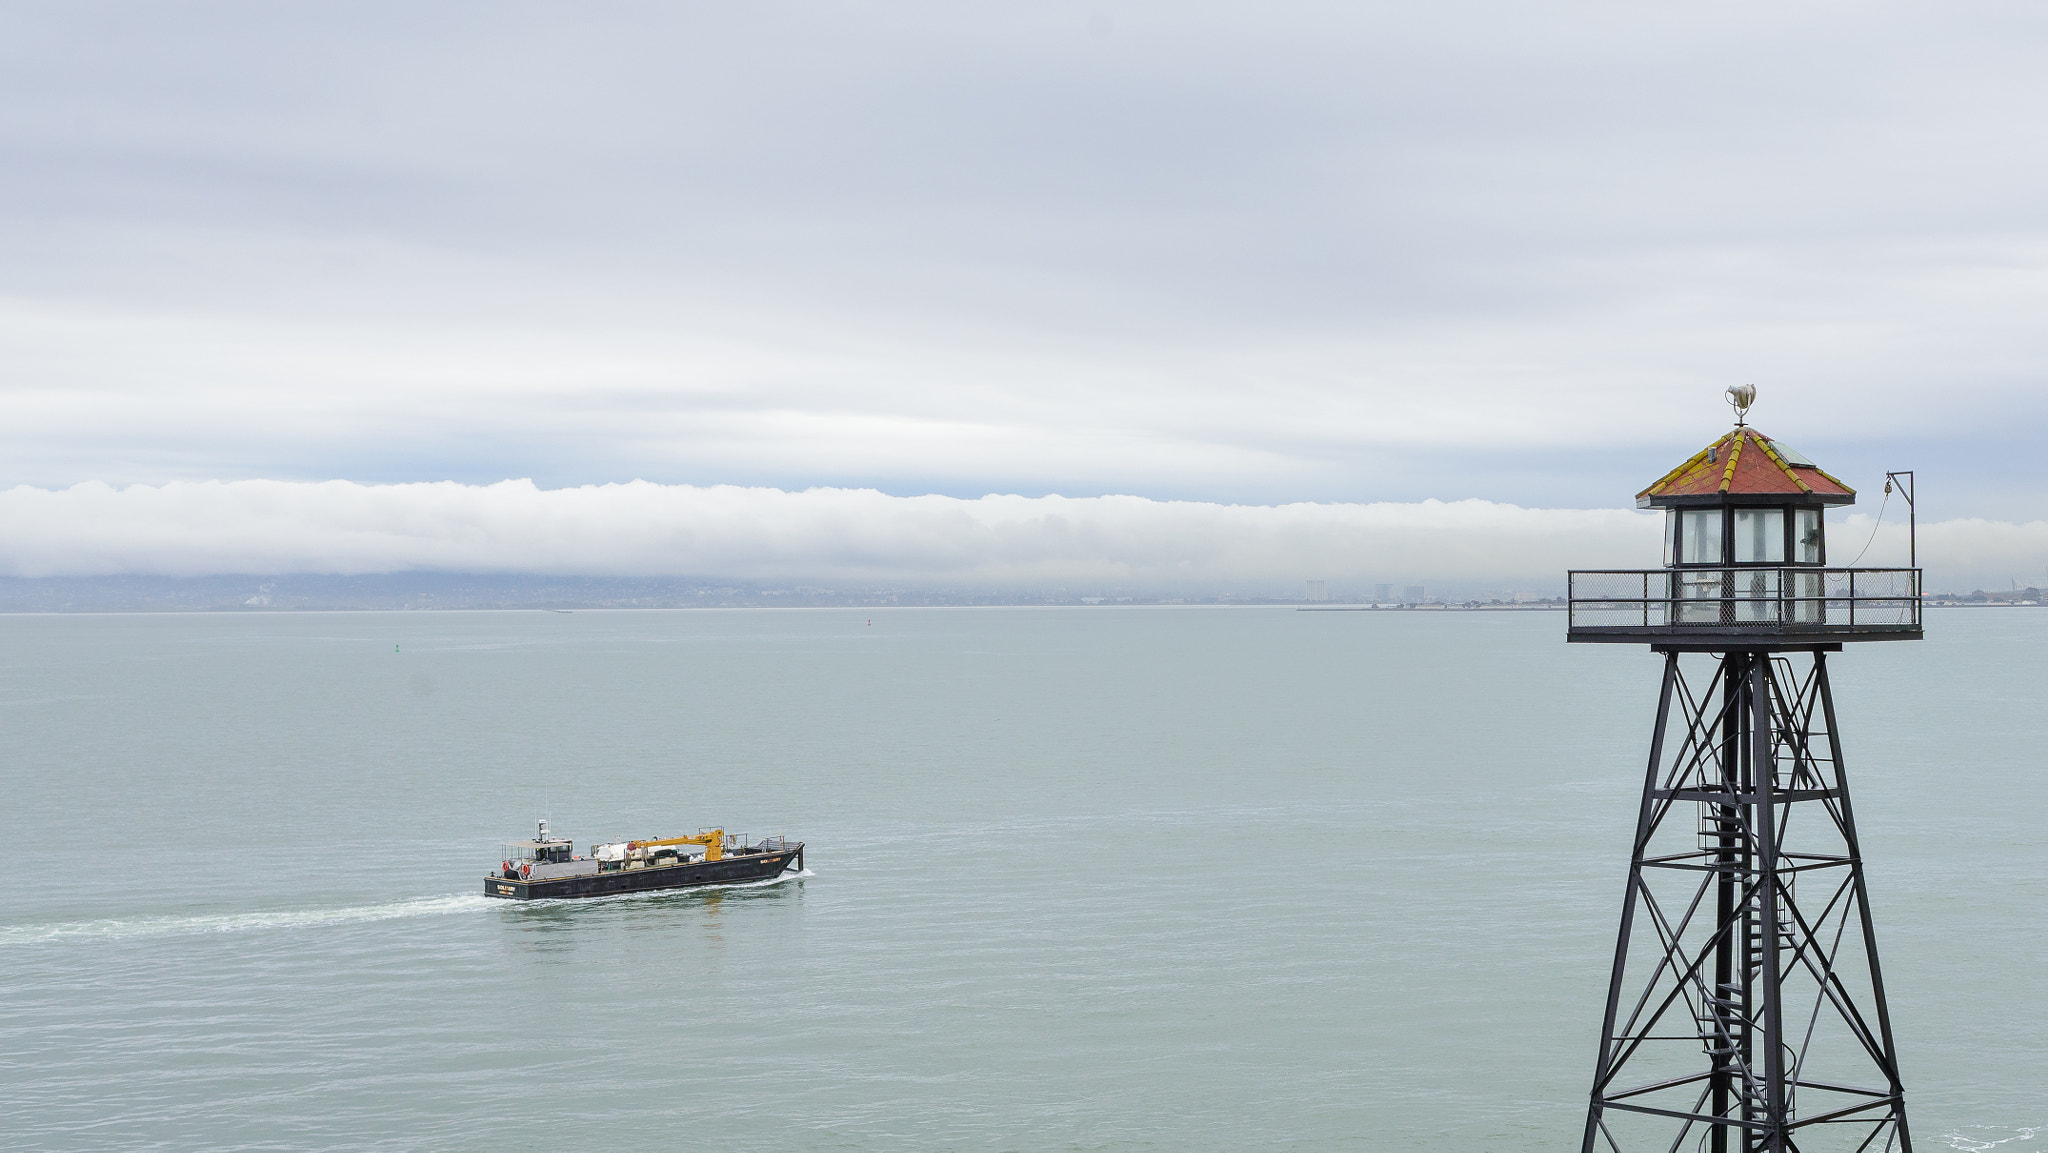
1734;509;1785;563
1795;508;1822;564
1679;510;1722;565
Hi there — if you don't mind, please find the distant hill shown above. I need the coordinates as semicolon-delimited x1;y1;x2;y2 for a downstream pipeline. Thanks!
0;573;1323;611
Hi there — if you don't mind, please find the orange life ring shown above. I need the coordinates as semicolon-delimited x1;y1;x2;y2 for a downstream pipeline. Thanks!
519;863;531;879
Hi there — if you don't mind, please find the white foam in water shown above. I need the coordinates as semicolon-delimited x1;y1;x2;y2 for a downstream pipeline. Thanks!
0;869;817;944
1947;1126;2043;1151
0;892;494;946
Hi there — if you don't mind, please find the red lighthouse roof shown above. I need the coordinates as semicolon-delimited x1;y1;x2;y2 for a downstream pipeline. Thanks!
1636;427;1855;508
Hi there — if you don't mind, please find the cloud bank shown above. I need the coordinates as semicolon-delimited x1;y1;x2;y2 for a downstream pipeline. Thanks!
4;6;2048;518
0;480;2036;593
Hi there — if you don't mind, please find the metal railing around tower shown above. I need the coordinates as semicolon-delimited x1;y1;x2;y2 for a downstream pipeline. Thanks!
1566;567;1921;634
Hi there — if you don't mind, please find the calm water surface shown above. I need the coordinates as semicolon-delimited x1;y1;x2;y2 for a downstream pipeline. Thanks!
1;607;2042;1151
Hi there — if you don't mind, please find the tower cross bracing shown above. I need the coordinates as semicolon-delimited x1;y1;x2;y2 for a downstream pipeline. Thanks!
1583;650;1908;1153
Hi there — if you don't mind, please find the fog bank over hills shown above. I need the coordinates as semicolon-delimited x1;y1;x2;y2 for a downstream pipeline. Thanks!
0;479;2036;608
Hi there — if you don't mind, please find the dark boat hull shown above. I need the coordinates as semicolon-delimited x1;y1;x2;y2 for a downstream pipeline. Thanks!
485;844;803;900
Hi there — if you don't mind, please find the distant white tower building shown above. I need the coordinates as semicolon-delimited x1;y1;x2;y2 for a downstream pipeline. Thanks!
1305;580;1328;602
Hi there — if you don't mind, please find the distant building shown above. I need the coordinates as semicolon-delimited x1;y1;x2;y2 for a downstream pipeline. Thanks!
1374;583;1392;602
1404;585;1425;603
1305;580;1328;602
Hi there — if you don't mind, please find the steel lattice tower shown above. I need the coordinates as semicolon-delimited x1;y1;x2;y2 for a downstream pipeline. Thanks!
1567;401;1921;1153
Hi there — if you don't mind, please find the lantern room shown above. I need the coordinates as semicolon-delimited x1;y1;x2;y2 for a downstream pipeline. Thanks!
1635;425;1855;570
1566;395;1921;647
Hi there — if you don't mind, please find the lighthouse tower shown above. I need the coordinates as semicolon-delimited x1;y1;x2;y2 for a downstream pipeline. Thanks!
1570;390;1921;1152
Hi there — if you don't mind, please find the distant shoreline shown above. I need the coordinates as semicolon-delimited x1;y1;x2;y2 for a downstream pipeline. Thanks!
0;571;2033;615
0;601;2031;617
1297;604;1564;612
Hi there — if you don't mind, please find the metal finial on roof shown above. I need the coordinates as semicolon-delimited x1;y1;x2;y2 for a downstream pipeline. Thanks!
1726;384;1756;426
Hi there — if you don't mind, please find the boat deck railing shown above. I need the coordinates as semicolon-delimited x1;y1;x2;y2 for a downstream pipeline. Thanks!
1567;567;1921;643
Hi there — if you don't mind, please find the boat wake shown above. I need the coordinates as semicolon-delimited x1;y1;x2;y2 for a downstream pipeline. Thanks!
1947;1126;2043;1151
0;892;494;946
2;868;816;945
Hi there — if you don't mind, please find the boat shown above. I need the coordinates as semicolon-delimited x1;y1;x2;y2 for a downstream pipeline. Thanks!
485;819;804;900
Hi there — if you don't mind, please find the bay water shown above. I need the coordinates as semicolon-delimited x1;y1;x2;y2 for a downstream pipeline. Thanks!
1;607;2042;1150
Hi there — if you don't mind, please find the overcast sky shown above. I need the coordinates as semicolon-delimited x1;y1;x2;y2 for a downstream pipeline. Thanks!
3;3;2045;586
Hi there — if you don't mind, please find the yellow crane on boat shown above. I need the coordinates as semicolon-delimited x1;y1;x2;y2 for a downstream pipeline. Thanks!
628;830;726;862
